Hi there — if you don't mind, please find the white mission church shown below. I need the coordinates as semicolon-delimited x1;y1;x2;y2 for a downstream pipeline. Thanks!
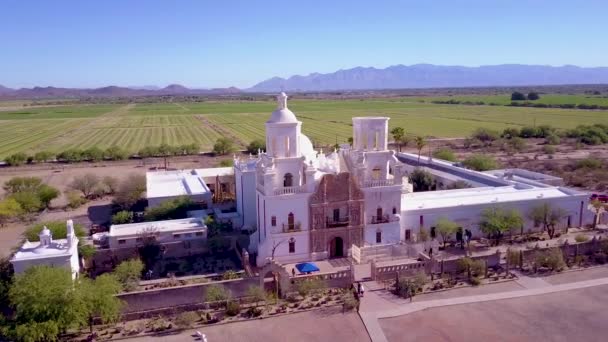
10;93;594;274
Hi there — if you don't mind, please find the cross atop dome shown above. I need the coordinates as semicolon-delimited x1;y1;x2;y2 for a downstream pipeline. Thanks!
277;92;288;110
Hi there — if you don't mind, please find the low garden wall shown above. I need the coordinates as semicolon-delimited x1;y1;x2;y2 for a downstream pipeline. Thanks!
289;268;353;290
117;277;259;314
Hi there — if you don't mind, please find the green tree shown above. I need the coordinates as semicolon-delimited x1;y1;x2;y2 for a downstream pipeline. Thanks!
390;127;405;152
409;168;435;192
33;151;55;163
111;210;134;224
10;192;42;213
462;154;498;171
104;145;129;160
143;196;195;221
113;259;144;291
213;137;235;155
57;149;84;163
82;147;104;162
246;139;266;155
3;177;43;194
37;184;59;209
80;274;123;332
113;174;146;209
511;91;526;101
0;198;23;226
414;136;426;164
528;203;568;239
470;127;500;146
65;190;87;209
432;148;457;162
527;92;540;101
69;173;100;198
5;152;28;166
102;176;119;195
436;217;459;247
8;266;86;341
479;207;523;245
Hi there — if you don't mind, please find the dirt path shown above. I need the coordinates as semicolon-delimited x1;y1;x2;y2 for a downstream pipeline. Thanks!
195;115;246;147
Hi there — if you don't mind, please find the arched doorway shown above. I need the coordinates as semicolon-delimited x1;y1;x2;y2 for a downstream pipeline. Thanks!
329;237;344;258
284;173;293;187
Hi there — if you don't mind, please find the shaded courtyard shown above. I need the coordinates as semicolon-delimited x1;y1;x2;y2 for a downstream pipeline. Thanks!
379;284;608;342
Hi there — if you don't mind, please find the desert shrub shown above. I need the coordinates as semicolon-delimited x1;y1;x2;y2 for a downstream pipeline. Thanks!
470;276;482;286
113;259;144;291
221;270;240;280
174;311;199;328
470;128;500;145
575;158;602;170
546;134;560;145
533;248;566;272
574;234;589;243
111;210;134;224
462;154;498;171
225;300;241;316
143;196;196;221
205;284;231;305
501;127;520;139
432;148;457;162
342;291;358;311
245;306;264;318
296;278;326;297
396;272;427;299
66;190;87;209
506;249;521;267
543;145;556;155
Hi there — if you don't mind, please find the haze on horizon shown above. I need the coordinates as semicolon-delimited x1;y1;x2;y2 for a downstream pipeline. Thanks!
1;0;607;89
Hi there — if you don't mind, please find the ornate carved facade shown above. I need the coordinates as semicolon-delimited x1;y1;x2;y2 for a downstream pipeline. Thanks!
309;172;364;258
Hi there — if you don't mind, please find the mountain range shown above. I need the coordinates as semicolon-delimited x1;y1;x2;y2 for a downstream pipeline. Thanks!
0;84;240;98
2;64;608;98
248;64;608;91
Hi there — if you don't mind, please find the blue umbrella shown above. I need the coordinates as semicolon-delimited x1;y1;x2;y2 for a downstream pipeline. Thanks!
295;262;320;273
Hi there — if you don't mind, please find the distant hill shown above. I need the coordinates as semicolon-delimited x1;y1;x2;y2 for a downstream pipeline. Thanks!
248;64;608;92
0;84;242;99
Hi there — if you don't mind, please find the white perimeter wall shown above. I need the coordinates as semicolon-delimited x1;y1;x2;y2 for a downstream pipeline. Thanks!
401;195;591;239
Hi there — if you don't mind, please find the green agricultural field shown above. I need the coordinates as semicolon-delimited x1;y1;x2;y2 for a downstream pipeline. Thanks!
0;97;607;159
414;94;608;106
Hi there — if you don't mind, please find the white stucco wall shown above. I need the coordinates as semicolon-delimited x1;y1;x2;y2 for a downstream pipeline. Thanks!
235;168;257;230
400;195;590;240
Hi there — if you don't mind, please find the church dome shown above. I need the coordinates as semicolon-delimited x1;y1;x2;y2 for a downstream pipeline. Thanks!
266;92;298;124
300;134;315;158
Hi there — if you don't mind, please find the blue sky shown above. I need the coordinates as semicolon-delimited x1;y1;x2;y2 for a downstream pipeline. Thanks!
1;0;607;88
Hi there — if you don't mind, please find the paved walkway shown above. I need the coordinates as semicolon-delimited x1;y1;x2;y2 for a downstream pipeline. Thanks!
359;274;608;342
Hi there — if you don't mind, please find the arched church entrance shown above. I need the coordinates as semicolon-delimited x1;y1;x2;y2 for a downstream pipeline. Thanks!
329;237;344;258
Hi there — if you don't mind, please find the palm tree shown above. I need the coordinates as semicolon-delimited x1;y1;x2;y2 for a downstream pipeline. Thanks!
414;136;426;164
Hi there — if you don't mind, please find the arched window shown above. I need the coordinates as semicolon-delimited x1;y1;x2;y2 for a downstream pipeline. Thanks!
288;212;295;230
271;216;276;226
377;207;383;218
392;207;397;215
284;173;293;187
372;167;381;180
376;229;382;243
288;237;296;253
